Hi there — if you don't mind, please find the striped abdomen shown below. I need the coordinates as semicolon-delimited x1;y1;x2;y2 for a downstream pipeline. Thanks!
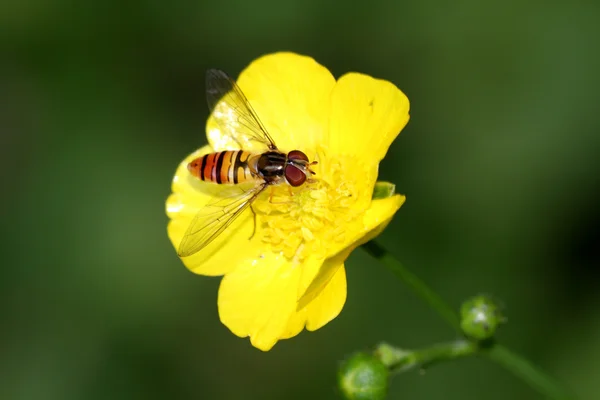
187;150;259;184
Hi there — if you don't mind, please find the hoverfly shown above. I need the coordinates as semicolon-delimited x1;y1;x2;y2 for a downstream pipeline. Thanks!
177;69;318;257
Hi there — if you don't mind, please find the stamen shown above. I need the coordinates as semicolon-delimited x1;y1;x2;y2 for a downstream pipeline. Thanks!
256;153;369;261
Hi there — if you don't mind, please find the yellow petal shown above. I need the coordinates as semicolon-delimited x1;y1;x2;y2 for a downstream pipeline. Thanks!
166;145;264;276
363;194;406;231
218;253;320;351
305;262;347;331
297;194;405;310
280;262;347;339
207;52;336;155
328;73;410;165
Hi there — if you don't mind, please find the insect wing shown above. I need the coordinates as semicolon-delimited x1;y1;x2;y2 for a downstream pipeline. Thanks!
206;69;277;150
177;183;266;257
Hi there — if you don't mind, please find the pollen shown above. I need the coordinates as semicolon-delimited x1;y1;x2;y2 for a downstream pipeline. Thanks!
255;153;373;261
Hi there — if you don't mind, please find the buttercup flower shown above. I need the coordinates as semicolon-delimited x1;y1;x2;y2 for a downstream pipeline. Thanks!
166;52;410;351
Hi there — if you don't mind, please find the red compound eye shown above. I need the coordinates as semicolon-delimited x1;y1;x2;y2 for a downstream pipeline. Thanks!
287;150;309;162
285;164;306;187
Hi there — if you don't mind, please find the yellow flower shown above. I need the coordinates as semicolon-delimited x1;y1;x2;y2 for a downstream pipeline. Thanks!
166;52;410;351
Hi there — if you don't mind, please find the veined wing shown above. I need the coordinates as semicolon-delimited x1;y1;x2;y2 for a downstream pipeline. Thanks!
177;183;267;257
206;69;277;150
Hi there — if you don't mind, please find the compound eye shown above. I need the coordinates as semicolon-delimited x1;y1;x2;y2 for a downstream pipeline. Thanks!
285;164;306;187
287;150;309;162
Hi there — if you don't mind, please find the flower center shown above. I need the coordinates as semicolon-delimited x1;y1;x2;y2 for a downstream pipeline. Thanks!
253;152;373;261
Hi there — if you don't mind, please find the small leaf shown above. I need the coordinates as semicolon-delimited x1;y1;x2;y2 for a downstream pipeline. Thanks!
372;182;396;200
374;342;412;368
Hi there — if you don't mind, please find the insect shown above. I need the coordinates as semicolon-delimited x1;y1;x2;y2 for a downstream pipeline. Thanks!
177;69;318;257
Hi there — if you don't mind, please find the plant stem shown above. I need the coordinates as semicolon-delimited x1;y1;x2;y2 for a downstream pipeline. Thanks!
362;240;574;400
376;340;477;375
361;240;461;332
483;345;575;400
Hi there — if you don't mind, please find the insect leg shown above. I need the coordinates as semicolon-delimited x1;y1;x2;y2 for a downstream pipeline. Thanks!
269;186;275;203
267;187;293;204
248;205;257;241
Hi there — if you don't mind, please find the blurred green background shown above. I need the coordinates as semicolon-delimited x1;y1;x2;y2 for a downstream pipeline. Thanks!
2;0;599;399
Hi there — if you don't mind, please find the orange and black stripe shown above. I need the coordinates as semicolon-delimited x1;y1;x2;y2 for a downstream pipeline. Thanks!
197;150;254;184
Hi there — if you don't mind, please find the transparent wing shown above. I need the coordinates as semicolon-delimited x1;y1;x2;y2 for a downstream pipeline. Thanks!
206;69;277;150
177;183;267;257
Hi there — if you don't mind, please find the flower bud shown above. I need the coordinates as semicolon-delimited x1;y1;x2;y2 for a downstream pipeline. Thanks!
460;295;505;341
338;352;389;400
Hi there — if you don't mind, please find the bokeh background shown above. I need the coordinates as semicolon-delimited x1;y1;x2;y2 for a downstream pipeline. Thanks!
2;0;599;399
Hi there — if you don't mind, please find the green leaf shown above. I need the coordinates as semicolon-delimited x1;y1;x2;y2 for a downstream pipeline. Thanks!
372;181;396;200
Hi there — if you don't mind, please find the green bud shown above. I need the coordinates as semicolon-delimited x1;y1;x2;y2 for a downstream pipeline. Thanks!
338;352;389;400
460;295;506;341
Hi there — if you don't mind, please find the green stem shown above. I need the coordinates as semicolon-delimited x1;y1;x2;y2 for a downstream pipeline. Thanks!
361;241;461;332
483;345;575;400
362;240;574;400
376;340;477;375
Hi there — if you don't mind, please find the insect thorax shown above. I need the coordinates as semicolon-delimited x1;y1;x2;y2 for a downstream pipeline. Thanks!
256;151;286;182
